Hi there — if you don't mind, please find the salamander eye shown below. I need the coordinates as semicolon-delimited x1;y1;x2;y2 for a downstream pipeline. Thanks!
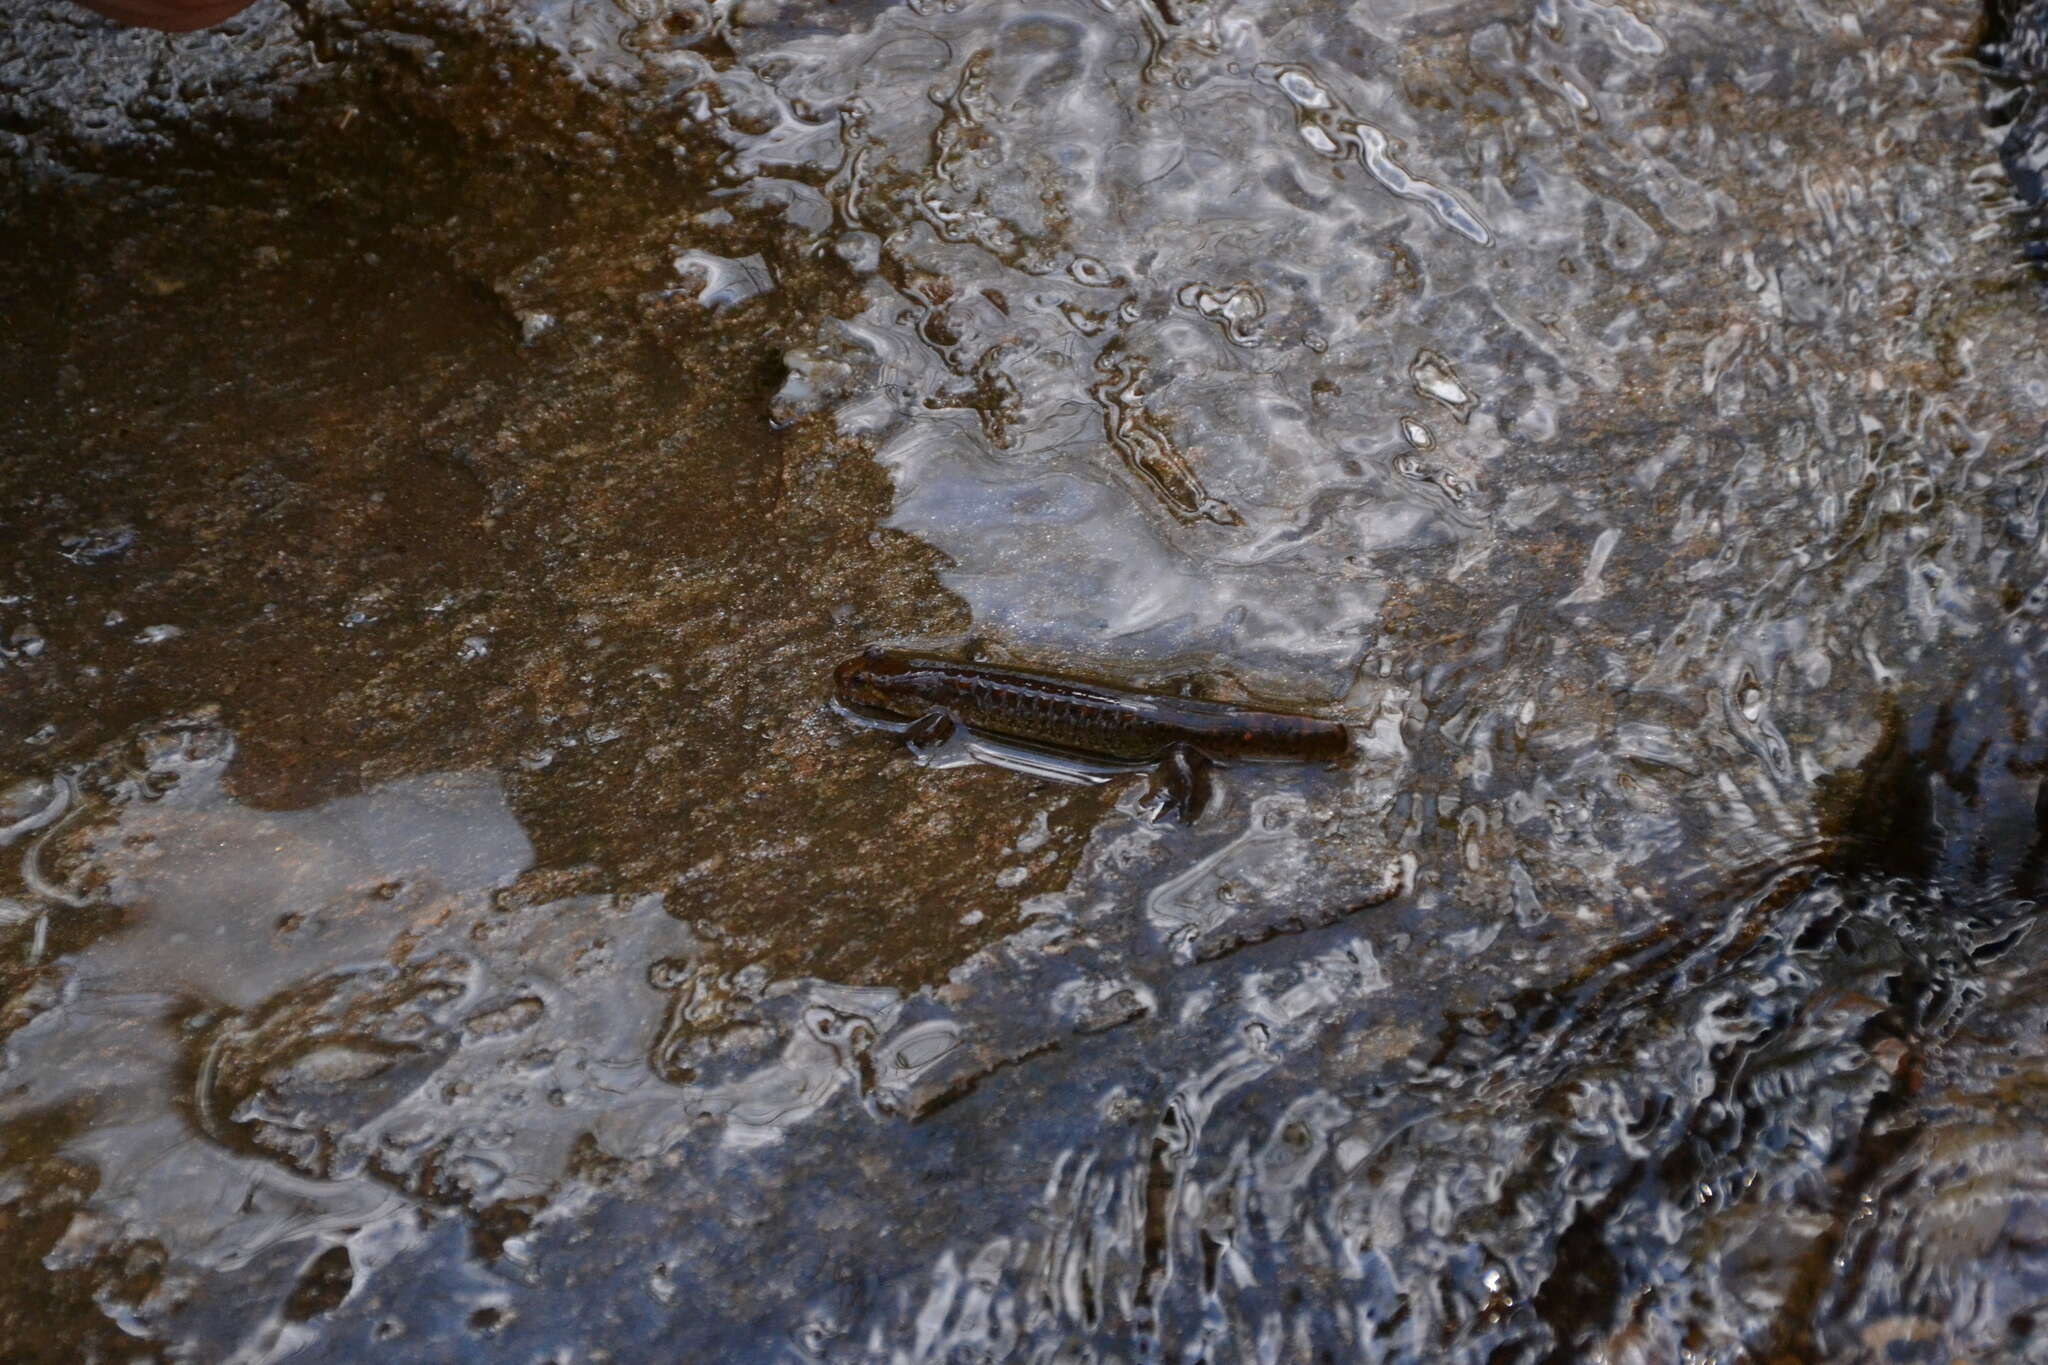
836;654;885;697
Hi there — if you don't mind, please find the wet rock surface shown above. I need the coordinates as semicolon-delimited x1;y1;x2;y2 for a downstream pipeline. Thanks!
4;0;2048;1360
1987;0;2048;248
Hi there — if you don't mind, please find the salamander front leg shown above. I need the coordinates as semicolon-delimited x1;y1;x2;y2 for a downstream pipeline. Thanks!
900;709;957;760
1153;743;1214;822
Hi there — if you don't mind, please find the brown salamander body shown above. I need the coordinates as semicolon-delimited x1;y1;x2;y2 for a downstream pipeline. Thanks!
833;647;1347;819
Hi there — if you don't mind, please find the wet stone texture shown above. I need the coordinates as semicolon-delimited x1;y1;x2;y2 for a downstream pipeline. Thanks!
5;0;2048;1360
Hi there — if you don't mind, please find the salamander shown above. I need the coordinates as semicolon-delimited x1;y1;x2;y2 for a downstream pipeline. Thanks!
832;646;1350;820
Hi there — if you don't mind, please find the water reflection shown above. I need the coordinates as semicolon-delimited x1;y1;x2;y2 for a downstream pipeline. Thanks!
6;0;2048;1357
10;664;2046;1359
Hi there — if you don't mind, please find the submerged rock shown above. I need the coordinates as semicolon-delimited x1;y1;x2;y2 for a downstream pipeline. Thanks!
4;0;2048;1359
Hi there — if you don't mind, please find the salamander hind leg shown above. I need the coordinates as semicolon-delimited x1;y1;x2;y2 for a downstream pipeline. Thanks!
901;709;957;760
1152;744;1214;823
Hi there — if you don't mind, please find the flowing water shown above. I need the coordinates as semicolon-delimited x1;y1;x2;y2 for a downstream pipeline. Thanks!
4;0;2048;1359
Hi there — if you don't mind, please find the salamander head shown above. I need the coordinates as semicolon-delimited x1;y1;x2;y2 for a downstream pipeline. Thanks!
834;646;920;717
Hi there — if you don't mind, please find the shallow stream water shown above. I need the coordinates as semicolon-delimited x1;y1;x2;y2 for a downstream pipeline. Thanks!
5;0;2048;1359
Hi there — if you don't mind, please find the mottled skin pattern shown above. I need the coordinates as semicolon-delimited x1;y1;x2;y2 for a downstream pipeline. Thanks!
833;647;1349;820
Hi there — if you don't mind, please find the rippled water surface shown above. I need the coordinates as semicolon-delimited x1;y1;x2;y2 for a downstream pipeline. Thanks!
5;0;2048;1358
